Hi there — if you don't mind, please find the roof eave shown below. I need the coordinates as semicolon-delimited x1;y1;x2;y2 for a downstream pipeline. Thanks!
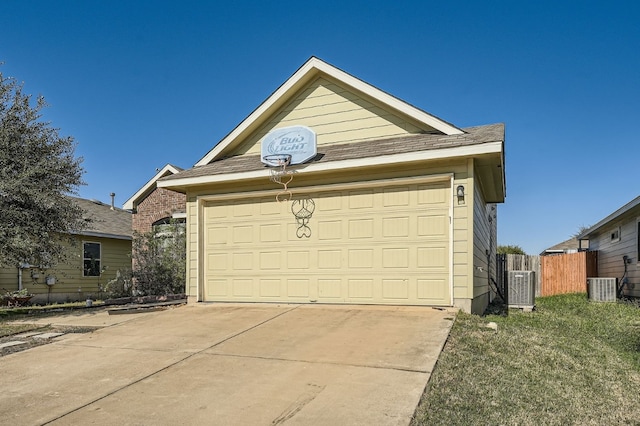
71;231;132;241
161;142;503;193
578;195;640;239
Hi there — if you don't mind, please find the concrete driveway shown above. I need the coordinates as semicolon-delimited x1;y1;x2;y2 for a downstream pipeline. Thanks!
0;303;455;425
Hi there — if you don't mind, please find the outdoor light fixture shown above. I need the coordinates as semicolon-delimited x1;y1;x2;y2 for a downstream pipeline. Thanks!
456;185;465;199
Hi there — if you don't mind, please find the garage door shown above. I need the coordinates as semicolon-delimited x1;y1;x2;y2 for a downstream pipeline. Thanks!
202;179;451;306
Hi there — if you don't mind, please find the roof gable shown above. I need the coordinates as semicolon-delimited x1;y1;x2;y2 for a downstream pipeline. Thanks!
195;57;463;166
231;76;443;157
540;237;580;255
123;164;183;210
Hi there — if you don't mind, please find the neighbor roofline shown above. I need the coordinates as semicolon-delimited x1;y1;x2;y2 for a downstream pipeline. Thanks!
71;231;132;241
123;164;182;210
193;57;464;167
578;195;640;239
160;141;502;190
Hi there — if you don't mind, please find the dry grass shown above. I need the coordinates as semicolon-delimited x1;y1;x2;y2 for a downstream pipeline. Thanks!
0;305;101;357
0;322;47;338
412;294;640;425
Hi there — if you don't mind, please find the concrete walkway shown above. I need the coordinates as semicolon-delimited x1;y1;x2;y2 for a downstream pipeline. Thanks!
0;303;455;425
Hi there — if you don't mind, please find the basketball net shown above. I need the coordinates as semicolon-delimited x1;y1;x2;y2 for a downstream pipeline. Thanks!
265;155;293;202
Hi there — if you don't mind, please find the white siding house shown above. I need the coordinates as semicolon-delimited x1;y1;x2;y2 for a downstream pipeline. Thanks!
579;195;640;298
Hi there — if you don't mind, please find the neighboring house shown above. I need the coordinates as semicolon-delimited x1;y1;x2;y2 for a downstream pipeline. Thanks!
578;195;640;298
156;57;506;314
123;164;186;235
0;196;132;304
540;237;582;255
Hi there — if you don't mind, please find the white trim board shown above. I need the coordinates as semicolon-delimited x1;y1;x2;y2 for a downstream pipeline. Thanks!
196;173;453;204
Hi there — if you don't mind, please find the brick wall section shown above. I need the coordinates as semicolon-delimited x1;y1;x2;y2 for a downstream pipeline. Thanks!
132;187;187;234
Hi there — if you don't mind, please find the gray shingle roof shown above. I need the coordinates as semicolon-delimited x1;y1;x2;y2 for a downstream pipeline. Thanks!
541;237;580;255
71;197;132;240
161;123;504;182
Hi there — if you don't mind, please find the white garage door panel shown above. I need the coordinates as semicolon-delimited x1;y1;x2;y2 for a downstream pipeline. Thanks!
203;182;450;306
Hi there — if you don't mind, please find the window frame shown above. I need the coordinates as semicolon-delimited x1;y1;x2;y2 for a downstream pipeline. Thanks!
152;217;186;252
82;241;102;277
152;217;186;237
610;226;621;243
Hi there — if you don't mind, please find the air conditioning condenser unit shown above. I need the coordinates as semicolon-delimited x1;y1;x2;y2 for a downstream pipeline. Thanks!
587;277;616;302
508;271;535;310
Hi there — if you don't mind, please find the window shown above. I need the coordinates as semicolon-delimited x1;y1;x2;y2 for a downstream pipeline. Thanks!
152;217;186;236
610;227;621;243
83;242;101;277
152;217;186;252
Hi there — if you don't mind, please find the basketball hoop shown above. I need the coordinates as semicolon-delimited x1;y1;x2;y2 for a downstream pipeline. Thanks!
263;154;293;202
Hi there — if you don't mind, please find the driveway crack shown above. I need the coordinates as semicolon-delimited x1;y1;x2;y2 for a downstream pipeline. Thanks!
271;383;325;424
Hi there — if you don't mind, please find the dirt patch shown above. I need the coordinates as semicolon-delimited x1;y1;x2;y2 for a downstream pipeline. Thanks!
0;325;99;357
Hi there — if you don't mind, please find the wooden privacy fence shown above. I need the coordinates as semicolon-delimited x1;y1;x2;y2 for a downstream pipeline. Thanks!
540;251;597;296
497;252;599;299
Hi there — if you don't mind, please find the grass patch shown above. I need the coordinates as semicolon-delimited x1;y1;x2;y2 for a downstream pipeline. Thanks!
0;322;49;338
0;301;104;317
1;304;102;357
412;293;640;425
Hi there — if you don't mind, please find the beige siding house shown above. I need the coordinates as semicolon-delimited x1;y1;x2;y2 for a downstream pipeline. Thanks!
1;197;132;303
158;57;505;314
579;195;640;298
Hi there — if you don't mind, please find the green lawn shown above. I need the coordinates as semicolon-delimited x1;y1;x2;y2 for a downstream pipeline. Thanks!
412;294;640;425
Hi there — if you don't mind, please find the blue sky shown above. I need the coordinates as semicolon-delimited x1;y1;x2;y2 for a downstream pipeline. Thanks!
1;1;639;255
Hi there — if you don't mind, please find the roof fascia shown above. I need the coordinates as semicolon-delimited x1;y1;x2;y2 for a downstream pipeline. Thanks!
123;164;181;210
578;195;640;239
71;231;132;241
161;141;502;190
194;57;464;167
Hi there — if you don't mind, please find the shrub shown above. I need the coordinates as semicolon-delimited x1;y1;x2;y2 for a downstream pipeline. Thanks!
104;268;134;298
130;220;186;296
